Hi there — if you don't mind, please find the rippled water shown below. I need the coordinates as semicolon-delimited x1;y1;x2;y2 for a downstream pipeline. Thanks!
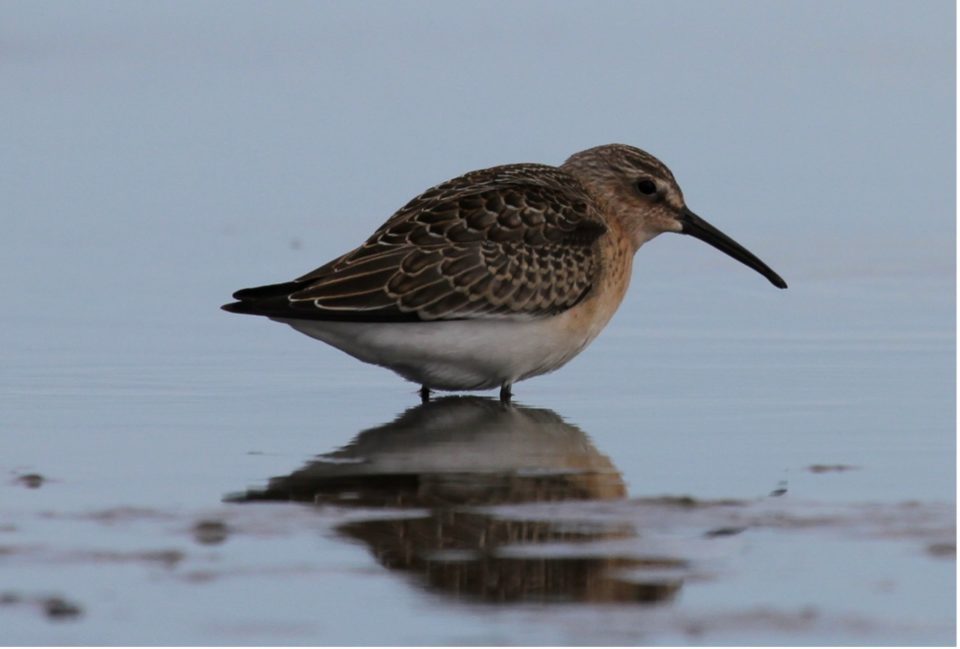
2;2;954;645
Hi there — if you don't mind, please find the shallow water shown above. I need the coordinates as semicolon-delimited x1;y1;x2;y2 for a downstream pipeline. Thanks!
2;274;954;645
1;1;955;645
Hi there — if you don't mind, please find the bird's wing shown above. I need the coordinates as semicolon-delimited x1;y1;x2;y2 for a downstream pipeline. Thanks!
224;164;607;322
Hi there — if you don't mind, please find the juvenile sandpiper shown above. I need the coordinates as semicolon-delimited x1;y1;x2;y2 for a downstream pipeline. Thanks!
223;144;787;402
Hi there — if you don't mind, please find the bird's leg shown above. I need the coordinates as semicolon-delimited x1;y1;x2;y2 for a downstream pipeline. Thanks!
499;383;512;403
419;385;431;403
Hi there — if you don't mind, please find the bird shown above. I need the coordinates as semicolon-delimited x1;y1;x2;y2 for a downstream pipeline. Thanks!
223;144;786;402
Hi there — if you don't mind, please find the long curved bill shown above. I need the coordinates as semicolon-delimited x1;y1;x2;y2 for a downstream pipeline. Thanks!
679;208;787;289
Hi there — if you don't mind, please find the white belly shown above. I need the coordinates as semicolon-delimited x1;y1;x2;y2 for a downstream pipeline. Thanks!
276;315;602;391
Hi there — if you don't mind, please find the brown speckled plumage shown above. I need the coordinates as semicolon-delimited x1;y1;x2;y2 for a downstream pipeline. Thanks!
223;144;786;397
292;164;607;320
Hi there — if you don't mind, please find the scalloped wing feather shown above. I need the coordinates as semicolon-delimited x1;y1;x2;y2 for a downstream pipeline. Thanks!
235;164;607;322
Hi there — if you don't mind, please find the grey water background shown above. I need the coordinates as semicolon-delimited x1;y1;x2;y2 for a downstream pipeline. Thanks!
1;0;954;645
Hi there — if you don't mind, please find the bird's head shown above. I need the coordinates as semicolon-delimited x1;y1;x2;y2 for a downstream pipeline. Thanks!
562;144;787;289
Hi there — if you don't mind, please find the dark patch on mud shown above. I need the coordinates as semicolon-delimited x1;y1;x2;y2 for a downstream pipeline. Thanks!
0;591;83;621
1;544;185;568
83;549;185;567
640;496;745;508
43;596;83;619
807;464;858;473
704;526;747;538
193;519;230;545
926;542;955;558
16;473;46;489
0;592;22;605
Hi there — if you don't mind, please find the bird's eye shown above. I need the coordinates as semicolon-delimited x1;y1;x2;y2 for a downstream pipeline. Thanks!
635;179;657;196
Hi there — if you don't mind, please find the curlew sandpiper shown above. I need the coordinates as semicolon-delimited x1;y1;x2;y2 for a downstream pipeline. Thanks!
223;144;786;401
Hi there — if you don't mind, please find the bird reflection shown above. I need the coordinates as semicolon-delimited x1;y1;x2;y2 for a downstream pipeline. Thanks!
230;397;684;604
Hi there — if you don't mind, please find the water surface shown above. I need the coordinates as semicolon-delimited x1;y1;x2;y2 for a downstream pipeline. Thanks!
1;1;954;645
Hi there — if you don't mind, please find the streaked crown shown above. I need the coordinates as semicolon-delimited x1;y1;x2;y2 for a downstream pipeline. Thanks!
561;143;687;246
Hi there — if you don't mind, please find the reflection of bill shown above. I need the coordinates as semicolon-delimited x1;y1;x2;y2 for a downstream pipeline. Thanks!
232;397;683;604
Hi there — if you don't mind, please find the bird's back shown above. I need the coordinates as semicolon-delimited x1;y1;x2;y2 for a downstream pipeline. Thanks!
223;163;608;323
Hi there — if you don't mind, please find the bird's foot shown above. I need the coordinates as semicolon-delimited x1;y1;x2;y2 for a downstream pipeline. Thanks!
499;383;512;403
419;385;431;403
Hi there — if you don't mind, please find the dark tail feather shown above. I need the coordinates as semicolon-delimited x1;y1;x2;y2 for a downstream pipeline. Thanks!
223;279;422;322
222;280;305;317
232;280;305;301
222;300;270;315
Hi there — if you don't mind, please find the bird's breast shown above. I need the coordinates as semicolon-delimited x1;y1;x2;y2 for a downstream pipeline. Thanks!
555;225;634;342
